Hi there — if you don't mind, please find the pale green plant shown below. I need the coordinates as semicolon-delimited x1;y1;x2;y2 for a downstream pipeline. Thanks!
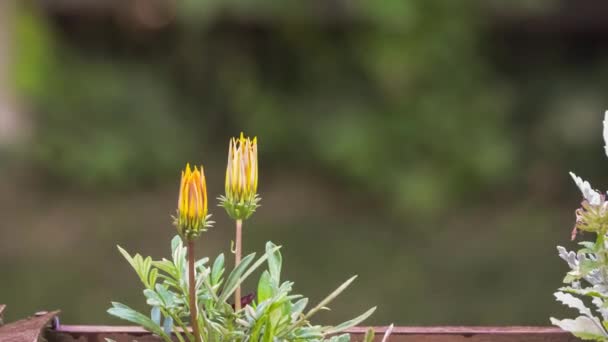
552;111;608;341
109;236;379;341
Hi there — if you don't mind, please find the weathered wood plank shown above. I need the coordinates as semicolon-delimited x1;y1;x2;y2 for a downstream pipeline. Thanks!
46;325;582;341
0;310;59;342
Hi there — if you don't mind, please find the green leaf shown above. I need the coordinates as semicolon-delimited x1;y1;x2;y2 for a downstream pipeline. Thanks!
258;271;273;303
144;289;163;306
580;260;601;276
211;253;225;285
291;298;308;320
363;328;375;342
151;306;161;325
250;314;267;342
293;326;324;339
219;253;256;303
153;259;180;283
268;303;283;332
171;235;182;254
195;257;210;270
149;267;159;287
117;245;136;271
107;302;171;342
579;241;596;250
266;241;282;287
117;246;151;288
324;306;376;334
282;275;358;337
560;287;608;299
162;316;174;335
304;275;357;320
262;318;274;342
143;256;152;281
219;246;281;304
155;284;177;308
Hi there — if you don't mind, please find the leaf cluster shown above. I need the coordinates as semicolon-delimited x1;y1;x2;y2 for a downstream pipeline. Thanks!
109;236;377;341
552;235;608;341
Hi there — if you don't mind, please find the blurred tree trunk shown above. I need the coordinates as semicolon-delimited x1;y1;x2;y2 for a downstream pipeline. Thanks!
0;0;27;146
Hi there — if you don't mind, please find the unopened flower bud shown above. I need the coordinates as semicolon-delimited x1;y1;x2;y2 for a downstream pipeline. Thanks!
219;133;260;220
174;163;212;240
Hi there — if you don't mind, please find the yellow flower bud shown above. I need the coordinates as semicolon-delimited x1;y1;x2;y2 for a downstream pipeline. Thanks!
220;133;260;220
174;163;212;240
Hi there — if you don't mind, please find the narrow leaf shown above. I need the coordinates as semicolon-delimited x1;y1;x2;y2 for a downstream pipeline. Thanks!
324;306;376;334
219;253;256;303
266;241;282;287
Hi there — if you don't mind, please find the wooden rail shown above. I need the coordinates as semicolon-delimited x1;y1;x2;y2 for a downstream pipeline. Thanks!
46;325;582;341
0;306;583;341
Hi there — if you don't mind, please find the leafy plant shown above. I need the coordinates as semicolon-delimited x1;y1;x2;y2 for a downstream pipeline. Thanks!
108;135;388;341
109;237;378;341
552;112;608;341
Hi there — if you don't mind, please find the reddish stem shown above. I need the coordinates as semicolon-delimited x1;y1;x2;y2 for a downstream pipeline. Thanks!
187;240;201;342
235;219;243;312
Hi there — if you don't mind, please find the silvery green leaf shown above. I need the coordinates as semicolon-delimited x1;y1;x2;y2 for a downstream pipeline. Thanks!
155;284;176;308
558;246;579;269
266;241;282;287
291;298;308;321
236;318;250;327
255;299;272;318
219;246;281;304
144;289;163;306
278;281;294;295
195;257;209;270
323;307;376;334
570;172;601;205
293;326;324;339
219;253;256;303
150;306;161;325
162;316;173;335
303;276;357;321
211;253;225;285
554;292;594;318
153;259;178;278
107;302;171;341
245;305;257;321
591;297;608;321
171;235;182;254
551;316;608;340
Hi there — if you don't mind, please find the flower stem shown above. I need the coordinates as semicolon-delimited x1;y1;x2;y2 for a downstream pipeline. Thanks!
187;239;201;342
235;219;243;311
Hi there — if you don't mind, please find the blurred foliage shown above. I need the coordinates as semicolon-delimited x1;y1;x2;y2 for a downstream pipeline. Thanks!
8;0;608;327
14;1;514;213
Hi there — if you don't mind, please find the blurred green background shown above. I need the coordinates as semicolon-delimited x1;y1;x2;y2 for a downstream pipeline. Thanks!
2;0;608;326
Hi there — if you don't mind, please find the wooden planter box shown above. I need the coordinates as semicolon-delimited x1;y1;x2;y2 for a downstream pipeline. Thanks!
0;306;582;342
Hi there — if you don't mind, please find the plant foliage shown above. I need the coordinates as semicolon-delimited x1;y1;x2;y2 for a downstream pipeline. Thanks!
552;112;608;341
109;236;377;341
